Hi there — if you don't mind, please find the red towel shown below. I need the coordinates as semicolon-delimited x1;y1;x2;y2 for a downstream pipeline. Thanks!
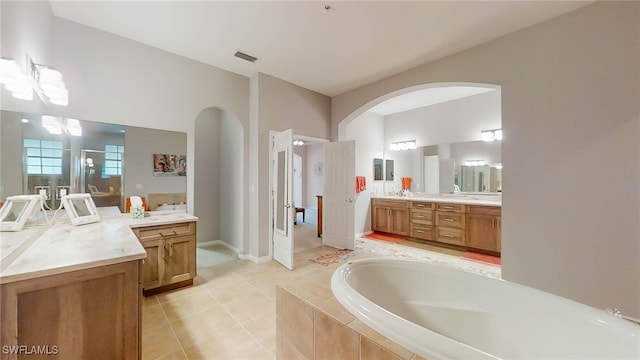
355;176;367;193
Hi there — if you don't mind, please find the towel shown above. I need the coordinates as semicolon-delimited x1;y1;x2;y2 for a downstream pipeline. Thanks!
401;177;412;190
355;176;367;193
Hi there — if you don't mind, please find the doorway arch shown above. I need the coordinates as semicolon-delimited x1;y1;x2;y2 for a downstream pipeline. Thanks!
193;107;244;257
337;81;502;242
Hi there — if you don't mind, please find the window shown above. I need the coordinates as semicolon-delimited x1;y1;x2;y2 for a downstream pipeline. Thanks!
24;139;63;175
103;144;124;178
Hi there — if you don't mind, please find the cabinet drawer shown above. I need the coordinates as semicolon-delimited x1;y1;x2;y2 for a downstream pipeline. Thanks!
411;209;434;225
436;203;466;213
411;201;434;210
436;227;465;246
410;224;435;241
372;199;409;209
133;221;196;241
436;212;465;229
467;205;501;216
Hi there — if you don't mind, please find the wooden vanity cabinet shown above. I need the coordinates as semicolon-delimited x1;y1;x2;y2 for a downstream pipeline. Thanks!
0;260;141;359
466;206;501;253
371;199;410;236
133;221;196;295
435;203;466;246
410;201;435;241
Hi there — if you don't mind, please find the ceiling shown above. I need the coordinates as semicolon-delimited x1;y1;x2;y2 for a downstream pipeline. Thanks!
49;1;592;98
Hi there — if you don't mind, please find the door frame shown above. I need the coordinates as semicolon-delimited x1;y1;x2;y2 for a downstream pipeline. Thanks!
268;131;329;262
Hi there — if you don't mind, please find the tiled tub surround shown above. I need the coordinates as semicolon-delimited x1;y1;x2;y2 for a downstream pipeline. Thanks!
276;239;501;360
277;284;426;360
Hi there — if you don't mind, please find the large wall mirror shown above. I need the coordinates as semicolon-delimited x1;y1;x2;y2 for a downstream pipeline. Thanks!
0;110;187;212
386;140;502;194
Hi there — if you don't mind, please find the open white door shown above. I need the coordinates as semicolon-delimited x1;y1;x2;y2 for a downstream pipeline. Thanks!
322;140;356;250
273;129;294;270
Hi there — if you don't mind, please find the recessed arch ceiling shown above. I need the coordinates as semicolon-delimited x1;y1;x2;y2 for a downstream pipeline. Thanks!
49;1;592;97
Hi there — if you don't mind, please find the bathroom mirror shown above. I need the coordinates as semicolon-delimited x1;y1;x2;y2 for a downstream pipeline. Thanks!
385;159;394;180
389;140;501;194
0;110;187;211
373;158;383;180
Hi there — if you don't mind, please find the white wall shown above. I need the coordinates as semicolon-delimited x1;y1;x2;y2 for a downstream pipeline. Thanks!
124;126;187;201
304;144;324;210
220;110;244;250
345;111;385;235
332;2;640;317
194;108;221;244
384;89;501;148
256;73;331;258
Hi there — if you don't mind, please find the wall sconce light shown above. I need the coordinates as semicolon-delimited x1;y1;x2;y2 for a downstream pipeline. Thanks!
0;58;33;100
390;140;417;151
41;115;82;136
464;159;486;166
65;118;82;136
293;140;305;146
42;115;63;134
30;58;68;106
481;129;503;142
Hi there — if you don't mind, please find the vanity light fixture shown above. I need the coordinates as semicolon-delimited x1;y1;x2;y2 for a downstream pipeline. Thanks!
41;115;82;136
481;129;503;142
464;160;486;166
0;58;33;101
390;140;417;151
293;140;305;146
42;115;63;135
65;118;82;137
31;62;68;106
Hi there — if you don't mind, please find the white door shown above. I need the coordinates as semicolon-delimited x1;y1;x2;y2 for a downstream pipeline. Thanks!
322;140;356;250
273;129;294;269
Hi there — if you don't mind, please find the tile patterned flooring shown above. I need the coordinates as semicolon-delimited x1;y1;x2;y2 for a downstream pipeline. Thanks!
142;238;501;360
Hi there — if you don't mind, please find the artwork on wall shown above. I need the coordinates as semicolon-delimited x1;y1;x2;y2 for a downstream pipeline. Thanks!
153;154;187;177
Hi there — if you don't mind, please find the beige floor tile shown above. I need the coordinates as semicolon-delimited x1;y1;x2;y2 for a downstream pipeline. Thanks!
161;291;218;321
142;323;182;360
156;283;207;303
243;312;277;358
143;303;169;330
143;294;160;307
170;306;242;348
182;326;268;360
155;349;187;360
223;292;275;323
206;280;264;305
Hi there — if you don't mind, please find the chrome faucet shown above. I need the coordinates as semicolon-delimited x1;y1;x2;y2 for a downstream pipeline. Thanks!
605;308;640;325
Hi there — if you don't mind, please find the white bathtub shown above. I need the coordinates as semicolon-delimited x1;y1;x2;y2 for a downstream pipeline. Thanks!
331;258;640;359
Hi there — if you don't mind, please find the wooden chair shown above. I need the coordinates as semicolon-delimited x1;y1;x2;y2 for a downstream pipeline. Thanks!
294;207;305;224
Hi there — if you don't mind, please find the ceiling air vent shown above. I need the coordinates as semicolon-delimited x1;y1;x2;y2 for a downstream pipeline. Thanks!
234;51;258;63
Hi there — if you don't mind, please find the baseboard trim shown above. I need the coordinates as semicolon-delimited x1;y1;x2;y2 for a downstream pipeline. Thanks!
198;239;243;254
239;253;272;263
198;240;270;264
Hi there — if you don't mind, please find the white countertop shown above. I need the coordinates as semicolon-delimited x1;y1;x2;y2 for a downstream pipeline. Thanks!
372;194;501;207
0;209;198;284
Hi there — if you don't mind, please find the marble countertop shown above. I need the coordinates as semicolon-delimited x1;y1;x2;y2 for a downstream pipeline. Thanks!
0;210;198;284
371;194;501;207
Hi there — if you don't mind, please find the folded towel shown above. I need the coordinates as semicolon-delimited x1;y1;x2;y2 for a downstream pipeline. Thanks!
401;177;412;190
356;176;367;193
